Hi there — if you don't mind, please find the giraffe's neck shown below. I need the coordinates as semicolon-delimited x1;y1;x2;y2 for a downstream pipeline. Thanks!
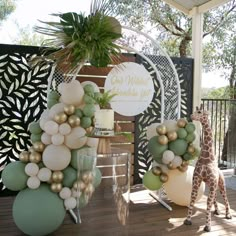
199;120;216;164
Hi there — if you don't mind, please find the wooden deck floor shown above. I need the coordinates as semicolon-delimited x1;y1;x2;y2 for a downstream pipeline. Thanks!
1;185;236;236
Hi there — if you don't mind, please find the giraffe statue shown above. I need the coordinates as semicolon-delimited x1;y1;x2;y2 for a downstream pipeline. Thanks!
184;105;232;232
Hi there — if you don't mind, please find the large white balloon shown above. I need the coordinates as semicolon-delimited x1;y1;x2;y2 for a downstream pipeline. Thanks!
42;144;71;171
44;120;59;135
64;127;87;149
146;123;160;140
59;80;84;106
48;103;65;119
86;137;99;150
164;166;205;206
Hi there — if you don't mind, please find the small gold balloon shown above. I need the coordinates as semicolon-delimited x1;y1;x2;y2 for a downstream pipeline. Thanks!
73;180;86;191
152;166;162;176
167;131;177;141
19;151;30;162
156;125;167;135
50;183;62;193
28;146;35;153
33;141;45;152
158;135;169;145
64;104;75;115
167;162;175;170
54;112;67;124
82;171;93;184
86;126;94;134
84;183;95;198
160;173;169;183
188;146;195;154
52;171;64;183
178;165;188;172
182;160;189;167
29;151;41;163
68;115;80;127
177;118;187;128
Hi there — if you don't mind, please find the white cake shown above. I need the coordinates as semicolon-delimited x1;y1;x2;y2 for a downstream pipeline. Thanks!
94;109;114;136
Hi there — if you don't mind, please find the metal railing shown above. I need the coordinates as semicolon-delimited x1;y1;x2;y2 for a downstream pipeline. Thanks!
201;99;236;170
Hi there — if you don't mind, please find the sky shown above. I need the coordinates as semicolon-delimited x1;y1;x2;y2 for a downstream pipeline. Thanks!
0;0;228;88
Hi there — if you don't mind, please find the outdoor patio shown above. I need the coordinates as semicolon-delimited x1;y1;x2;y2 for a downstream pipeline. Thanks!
1;176;236;236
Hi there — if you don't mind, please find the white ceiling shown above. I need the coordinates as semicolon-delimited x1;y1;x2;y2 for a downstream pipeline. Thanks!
162;0;232;15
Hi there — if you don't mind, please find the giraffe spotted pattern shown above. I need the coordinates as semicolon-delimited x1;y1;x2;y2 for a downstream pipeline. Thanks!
184;107;232;232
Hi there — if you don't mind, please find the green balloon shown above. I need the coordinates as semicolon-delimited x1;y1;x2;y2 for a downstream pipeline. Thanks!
71;149;96;171
30;133;42;143
169;139;188;156
48;90;60;100
83;94;95;104
177;128;187;139
185;122;196;133
83;104;96;117
62;166;77;188
183;152;194;161
80;116;92;128
28;121;42;134
78;193;89;208
94;92;102;100
74;108;83;118
13;184;66;236
142;170;163;191
47;98;58;109
92;167;102;188
2;161;28;191
185;133;196;143
147;136;168;163
83;84;95;95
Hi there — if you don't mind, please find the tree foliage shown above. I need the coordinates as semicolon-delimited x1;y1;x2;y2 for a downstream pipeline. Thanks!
0;0;16;24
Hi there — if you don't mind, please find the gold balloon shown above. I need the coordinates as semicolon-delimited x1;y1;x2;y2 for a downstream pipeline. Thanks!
54;112;67;124
160;173;169;183
156;125;167;135
29;151;41;163
52;171;64;183
73;180;86;191
33;141;45;152
84;183;95;198
19;151;30;163
158;135;169;145
182;160;189;167
152;166;162;176
28;146;35;153
188;146;195;154
86;126;94;134
68;115;81;127
177;118;187;128
167;162;175;170
167;131;177;141
50;183;62;193
178;165;188;172
82;171;93;184
64;104;75;115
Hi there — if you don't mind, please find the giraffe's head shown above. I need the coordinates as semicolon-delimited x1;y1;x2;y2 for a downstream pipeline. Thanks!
191;105;209;124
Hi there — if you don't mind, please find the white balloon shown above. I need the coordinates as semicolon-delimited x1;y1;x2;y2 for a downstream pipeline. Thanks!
64;197;77;210
41;132;52;145
48;103;65;119
44;120;59;135
163;120;178;132
39;110;51;130
37;167;52;182
162;150;175;164
60;80;84;106
59;187;72;199
59;123;71;135
64;127;87;149
146;123;160;140
171;156;183;168
51;133;65;145
27;176;40;189
42;144;71;171
86;137;99;149
25;163;39;176
164;166;205;206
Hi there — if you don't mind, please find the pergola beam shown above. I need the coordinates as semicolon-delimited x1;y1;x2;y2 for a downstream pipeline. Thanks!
198;0;231;13
161;0;190;15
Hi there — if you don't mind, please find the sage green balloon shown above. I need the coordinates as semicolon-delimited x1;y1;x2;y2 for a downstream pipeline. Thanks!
74;108;83;118
2;161;28;191
177;128;187;139
62;166;77;188
13;184;66;236
47;98;58;109
83;94;95;104
71;149;96;171
28;121;42;134
80;116;92;128
183;152;194;161
30;133;42;143
83;84;95;95
78;193;89;208
48;90;60;100
83;104;96;117
185;122;196;133
142;170;162;191
185;133;196;143
92;167;102;188
147;136;168;163
169;139;188;156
